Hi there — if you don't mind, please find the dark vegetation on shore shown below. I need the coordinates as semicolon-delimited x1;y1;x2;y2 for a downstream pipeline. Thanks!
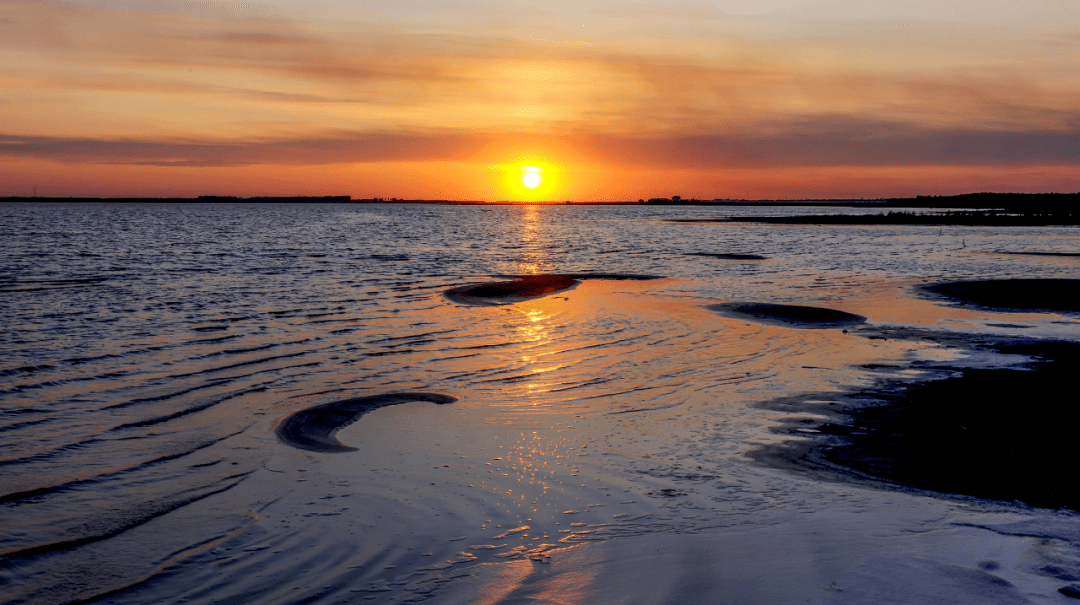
713;192;1080;225
725;210;1080;226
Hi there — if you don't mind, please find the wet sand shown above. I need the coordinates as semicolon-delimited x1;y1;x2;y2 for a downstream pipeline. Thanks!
68;277;1080;605
10;204;1080;605
275;392;457;452
444;273;661;305
707;302;866;329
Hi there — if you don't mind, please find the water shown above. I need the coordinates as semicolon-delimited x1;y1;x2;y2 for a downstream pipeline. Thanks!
2;202;1079;604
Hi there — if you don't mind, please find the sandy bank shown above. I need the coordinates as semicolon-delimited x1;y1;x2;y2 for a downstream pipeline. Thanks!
276;392;457;452
445;273;661;305
707;302;866;329
752;339;1080;510
921;278;1080;312
688;252;767;261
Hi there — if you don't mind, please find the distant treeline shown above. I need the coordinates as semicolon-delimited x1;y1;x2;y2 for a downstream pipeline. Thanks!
3;192;1078;210
1;195;354;203
889;192;1080;212
645;191;1080;210
726;209;1080;226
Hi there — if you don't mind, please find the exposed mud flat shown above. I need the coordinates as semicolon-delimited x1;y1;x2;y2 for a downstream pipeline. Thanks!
920;278;1080;312
687;252;767;261
276;392;457;452
707;302;867;329
444;273;661;305
752;338;1080;510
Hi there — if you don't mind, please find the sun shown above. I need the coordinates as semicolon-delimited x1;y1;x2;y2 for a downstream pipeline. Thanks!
522;166;542;189
493;156;561;200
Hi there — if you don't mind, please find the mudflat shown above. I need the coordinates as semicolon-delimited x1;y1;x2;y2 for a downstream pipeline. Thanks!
920;278;1080;312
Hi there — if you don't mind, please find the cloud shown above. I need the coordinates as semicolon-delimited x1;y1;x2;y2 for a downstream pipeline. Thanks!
0;132;489;166
2;0;1078;178
2;117;1078;169
595;118;1080;168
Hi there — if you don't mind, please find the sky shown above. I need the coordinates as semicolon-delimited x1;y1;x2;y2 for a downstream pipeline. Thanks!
1;0;1078;200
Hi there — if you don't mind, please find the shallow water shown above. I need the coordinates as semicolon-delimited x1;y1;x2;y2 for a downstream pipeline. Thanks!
2;202;1080;604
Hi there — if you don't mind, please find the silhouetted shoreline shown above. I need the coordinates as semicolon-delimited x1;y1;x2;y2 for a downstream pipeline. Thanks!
724;210;1080;226
4;191;1078;211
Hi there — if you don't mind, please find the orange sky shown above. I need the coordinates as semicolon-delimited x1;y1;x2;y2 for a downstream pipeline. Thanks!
1;0;1078;200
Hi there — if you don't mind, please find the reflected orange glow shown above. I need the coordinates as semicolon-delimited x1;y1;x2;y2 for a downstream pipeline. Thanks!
516;307;557;398
514;203;552;275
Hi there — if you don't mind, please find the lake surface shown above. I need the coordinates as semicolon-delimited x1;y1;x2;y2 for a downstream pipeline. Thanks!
2;202;1079;604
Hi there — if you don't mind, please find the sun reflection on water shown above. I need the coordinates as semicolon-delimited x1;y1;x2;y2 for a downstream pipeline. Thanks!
514;204;551;276
517;307;558;398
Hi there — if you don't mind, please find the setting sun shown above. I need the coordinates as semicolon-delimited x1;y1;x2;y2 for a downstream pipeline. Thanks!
492;157;564;200
522;167;542;189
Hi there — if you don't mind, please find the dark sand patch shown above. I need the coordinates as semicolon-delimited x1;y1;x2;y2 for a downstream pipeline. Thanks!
725;212;1080;226
688;252;767;261
445;274;661;306
751;340;1080;510
276;392;456;453
995;251;1080;258
920;279;1080;313
664;218;731;223
707;302;866;329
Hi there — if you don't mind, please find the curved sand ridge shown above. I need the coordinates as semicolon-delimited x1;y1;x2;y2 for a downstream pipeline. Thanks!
445;273;662;306
687;252;767;261
920;278;1080;312
276;392;457;453
707;302;866;329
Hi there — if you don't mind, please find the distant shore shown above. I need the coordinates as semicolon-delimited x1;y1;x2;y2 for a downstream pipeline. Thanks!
4;191;1078;210
723;210;1080;226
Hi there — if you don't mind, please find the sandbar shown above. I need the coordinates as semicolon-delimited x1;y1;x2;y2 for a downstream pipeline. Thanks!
920;278;1080;312
445;273;661;305
752;339;1080;510
707;302;866;329
725;212;1080;226
276;392;457;453
996;251;1080;258
688;252;767;261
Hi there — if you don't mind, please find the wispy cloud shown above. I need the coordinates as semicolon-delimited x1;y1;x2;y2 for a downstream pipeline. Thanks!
3;117;1077;168
1;0;1078;197
0;131;488;166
